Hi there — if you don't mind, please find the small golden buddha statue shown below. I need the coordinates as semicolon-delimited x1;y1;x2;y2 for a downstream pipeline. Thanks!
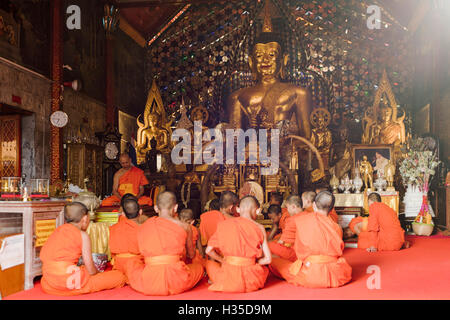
359;156;374;191
310;108;332;164
227;7;312;138
137;113;170;155
378;104;406;146
222;165;237;189
329;125;352;180
384;160;396;191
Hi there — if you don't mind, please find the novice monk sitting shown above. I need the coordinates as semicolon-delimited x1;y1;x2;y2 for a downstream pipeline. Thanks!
268;195;304;262
199;191;238;246
179;208;205;266
365;192;410;252
101;153;152;207
269;191;352;288
315;187;339;223
109;196;144;281
127;191;204;295
343;216;373;249
205;196;271;293
269;193;289;231
40;202;126;296
302;191;316;212
267;204;282;241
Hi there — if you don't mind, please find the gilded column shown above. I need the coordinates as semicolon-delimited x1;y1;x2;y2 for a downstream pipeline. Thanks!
50;0;63;183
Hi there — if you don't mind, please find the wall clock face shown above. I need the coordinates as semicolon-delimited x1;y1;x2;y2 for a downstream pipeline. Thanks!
50;111;68;128
105;142;119;160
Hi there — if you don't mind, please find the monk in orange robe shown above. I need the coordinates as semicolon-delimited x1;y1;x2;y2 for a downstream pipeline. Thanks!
302;191;316;212
343;216;374;249
179;208;205;267
101;154;152;207
40;202;126;296
268;195;304;262
267;204;282;241
205;195;271;293
315;187;339;223
270;191;352;288
199;191;237;246
365;192;409;252
127;191;204;295
109;196;144;282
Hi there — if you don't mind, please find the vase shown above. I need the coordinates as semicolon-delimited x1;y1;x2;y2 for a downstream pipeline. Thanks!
412;195;434;236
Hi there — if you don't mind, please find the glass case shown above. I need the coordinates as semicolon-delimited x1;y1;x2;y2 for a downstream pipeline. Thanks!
30;179;49;198
1;177;21;199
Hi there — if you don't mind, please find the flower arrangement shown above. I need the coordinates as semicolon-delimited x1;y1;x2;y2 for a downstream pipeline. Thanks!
399;137;440;193
399;137;440;232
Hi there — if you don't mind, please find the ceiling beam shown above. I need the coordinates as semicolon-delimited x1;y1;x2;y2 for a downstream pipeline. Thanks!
118;13;146;47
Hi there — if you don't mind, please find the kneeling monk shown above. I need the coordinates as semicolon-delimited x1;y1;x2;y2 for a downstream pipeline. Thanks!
365;192;409;252
101;154;152;207
270;191;352;288
109;196;144;282
127;191;204;295
343;216;374;249
205;196;271;293
40;202;126;296
268;195;304;262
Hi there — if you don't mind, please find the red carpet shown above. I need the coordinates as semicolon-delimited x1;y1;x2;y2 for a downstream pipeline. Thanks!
6;236;450;300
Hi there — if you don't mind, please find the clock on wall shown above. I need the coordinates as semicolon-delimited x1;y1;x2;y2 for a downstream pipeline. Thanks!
50;111;68;128
105;141;119;161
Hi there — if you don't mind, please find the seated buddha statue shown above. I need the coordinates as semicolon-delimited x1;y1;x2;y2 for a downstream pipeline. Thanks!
227;12;312;139
137;113;170;157
377;104;405;146
310;108;332;157
329;125;352;180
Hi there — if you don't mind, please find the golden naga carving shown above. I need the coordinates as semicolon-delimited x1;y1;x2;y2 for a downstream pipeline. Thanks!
136;79;173;164
362;70;406;147
226;0;312;139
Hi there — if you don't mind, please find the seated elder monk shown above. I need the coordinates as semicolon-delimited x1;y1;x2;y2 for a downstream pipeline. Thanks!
102;153;152;207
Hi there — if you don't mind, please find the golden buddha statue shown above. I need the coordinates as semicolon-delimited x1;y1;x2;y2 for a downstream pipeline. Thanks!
137;113;169;154
227;6;312;139
359;155;374;191
362;70;406;147
384;159;396;191
136;79;173;164
329;125;352;180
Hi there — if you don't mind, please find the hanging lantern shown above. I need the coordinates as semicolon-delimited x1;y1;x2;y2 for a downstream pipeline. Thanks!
102;4;120;34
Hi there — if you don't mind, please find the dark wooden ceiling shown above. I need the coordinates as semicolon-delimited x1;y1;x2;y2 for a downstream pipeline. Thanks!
116;0;428;42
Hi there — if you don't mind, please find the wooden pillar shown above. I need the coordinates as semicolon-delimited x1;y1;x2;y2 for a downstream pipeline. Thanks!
105;34;116;127
50;0;63;183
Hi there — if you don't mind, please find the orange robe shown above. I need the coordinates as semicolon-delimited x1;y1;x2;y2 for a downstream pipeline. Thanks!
268;213;301;262
101;166;152;207
329;208;339;224
206;217;269;293
199;210;229;246
40;224;126;296
187;224;205;267
270;212;352;288
367;202;405;251
127;217;204;295
109;215;143;280
348;216;374;249
279;208;289;230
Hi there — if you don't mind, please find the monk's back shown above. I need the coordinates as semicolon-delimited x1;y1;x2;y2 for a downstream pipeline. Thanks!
214;217;264;258
109;216;140;254
40;224;82;264
138;216;186;257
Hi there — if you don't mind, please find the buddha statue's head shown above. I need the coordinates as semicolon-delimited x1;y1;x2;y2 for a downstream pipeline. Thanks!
147;113;159;127
362;155;368;162
337;125;349;141
380;104;393;123
250;32;288;81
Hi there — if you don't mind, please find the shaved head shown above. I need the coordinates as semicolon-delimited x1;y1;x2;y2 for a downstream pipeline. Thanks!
302;191;316;203
368;192;382;203
179;208;194;222
119;153;130;160
119;153;132;169
219;191;238;209
314;191;335;212
122;197;140;219
64;202;88;223
285;194;302;208
239;195;260;210
156;191;177;210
